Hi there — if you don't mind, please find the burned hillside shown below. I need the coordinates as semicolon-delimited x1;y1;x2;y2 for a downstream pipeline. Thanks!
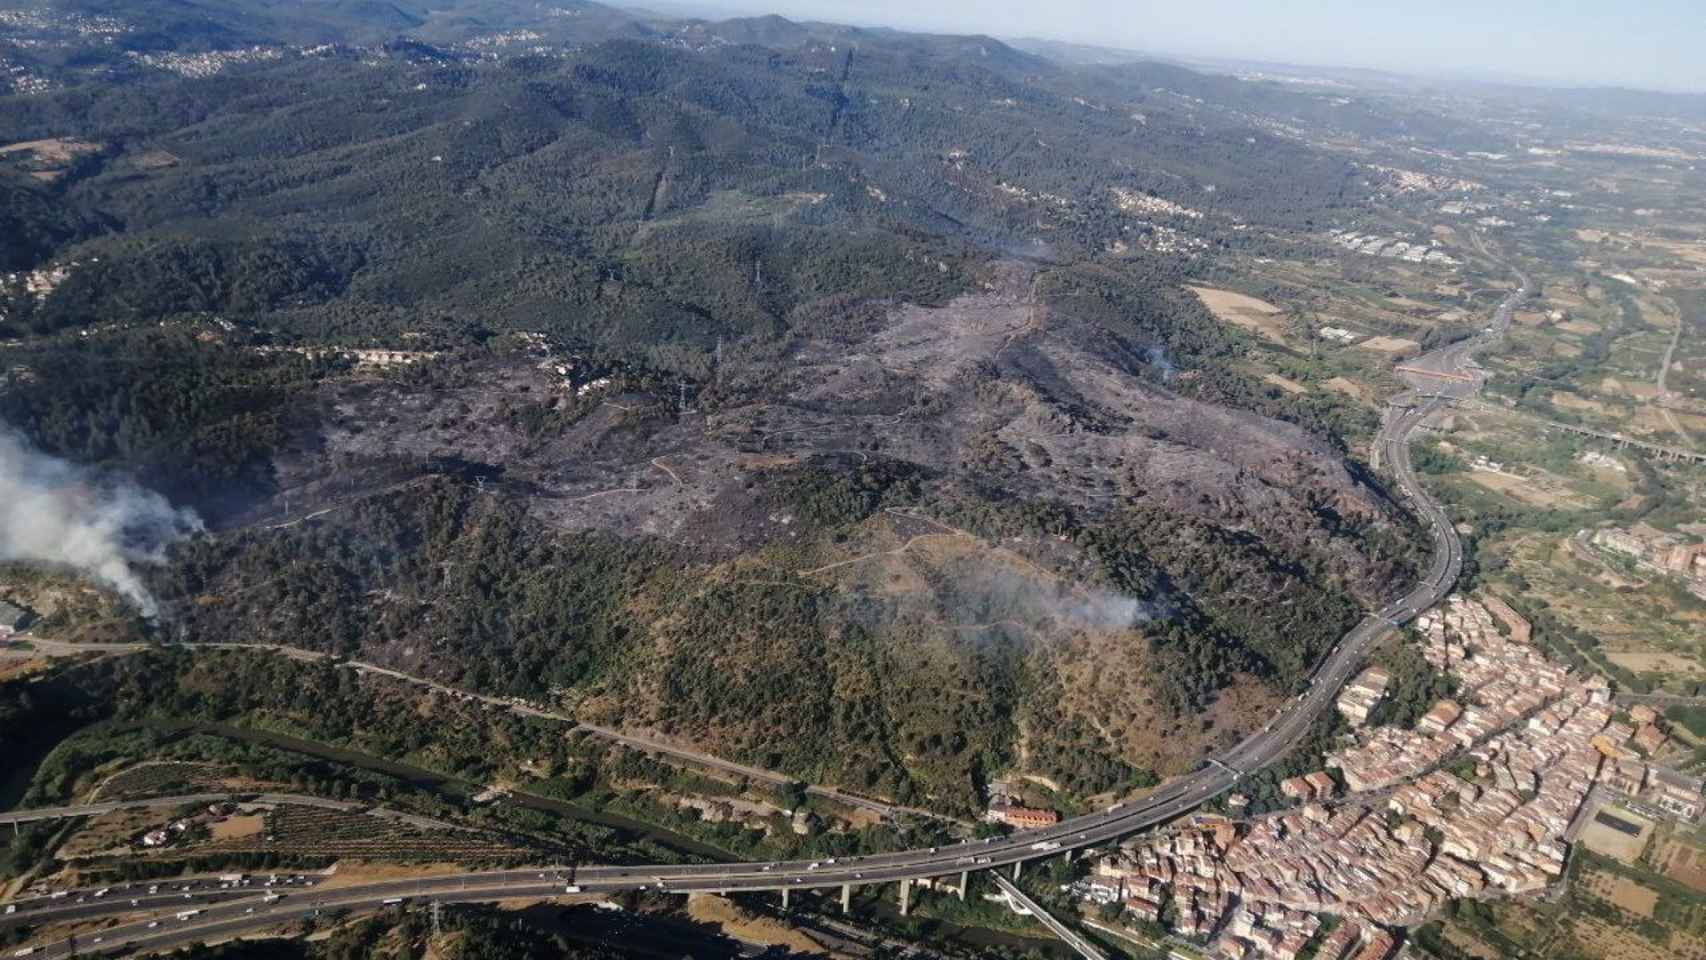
154;263;1420;810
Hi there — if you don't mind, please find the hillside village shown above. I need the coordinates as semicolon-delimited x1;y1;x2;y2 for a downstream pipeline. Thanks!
1071;595;1705;960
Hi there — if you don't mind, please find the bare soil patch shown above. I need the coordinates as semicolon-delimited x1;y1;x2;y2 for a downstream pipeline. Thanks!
0;137;101;164
0;138;102;183
1323;376;1374;404
1657;837;1706;892
1188;286;1288;343
1552;391;1612;415
0;654;51;681
1606;651;1703;676
131;149;180;170
1606;875;1660;917
1357;335;1420;355
686;894;834;956
1463;470;1582;509
1577;804;1653;862
315;861;469;891
210;814;265;841
1600;377;1661;400
57;809;159;858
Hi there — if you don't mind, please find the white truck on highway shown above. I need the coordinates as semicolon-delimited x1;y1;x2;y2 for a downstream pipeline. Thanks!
563;885;582;894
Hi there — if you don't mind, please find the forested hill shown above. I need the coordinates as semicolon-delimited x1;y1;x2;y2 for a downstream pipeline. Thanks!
0;11;1371;508
0;15;1361;332
1;4;1425;809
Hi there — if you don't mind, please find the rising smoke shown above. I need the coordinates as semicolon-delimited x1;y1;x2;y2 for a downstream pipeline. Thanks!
0;424;202;618
877;561;1171;636
1144;344;1176;382
967;566;1171;631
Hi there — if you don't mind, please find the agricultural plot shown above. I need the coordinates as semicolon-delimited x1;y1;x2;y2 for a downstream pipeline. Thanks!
1656;835;1706;893
56;809;163;859
192;806;529;862
1188;286;1290;343
91;762;233;800
1581;870;1659;918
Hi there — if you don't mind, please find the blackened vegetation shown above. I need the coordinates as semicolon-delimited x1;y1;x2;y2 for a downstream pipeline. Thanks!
4;8;1427;807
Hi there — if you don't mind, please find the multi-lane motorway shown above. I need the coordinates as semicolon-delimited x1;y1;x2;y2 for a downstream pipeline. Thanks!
6;261;1530;959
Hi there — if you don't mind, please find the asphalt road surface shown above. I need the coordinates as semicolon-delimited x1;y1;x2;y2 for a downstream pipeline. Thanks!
5;263;1530;960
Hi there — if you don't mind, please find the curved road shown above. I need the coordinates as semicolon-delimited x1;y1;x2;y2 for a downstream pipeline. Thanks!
7;261;1531;959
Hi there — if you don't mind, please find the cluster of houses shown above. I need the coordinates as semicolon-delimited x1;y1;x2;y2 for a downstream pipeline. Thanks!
138;802;241;848
253;345;438;369
1324;230;1460;266
1073;594;1704;960
1328;596;1573;793
1588;707;1701;822
1335;667;1391;726
1277;771;1337;804
1590;524;1706;598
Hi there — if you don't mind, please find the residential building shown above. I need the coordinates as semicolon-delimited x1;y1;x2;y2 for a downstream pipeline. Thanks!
1418;700;1462;735
1645;769;1704;822
0;599;31;637
988;803;1059;830
1337;667;1392;725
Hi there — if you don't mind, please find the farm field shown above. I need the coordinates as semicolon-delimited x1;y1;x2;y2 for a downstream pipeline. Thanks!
196;805;528;862
1188;286;1289;343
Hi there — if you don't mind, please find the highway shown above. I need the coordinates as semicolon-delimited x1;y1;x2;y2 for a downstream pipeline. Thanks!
4;261;1531;960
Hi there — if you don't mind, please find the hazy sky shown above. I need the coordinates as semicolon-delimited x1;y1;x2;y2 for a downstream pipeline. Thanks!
670;0;1706;92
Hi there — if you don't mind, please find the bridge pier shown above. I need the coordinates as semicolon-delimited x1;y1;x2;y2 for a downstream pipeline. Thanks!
899;878;911;917
1012;861;1022;881
841;883;852;913
959;871;968;901
781;887;790;911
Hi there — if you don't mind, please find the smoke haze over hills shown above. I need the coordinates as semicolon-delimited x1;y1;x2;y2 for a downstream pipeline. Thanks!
0;424;202;618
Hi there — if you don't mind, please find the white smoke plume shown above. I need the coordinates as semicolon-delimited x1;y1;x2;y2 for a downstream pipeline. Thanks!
0;424;202;618
875;561;1171;636
1144;344;1176;382
966;566;1171;631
